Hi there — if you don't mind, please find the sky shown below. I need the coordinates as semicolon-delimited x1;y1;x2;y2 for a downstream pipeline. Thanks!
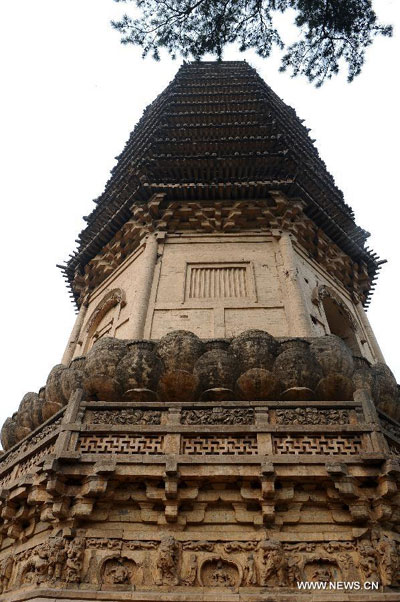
0;1;399;431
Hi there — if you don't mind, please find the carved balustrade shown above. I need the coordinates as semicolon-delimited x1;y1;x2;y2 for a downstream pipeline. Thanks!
378;408;400;458
0;390;387;488
0;389;399;600
0;409;64;490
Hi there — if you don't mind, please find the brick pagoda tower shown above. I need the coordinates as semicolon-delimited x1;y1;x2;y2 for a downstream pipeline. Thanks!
1;62;400;600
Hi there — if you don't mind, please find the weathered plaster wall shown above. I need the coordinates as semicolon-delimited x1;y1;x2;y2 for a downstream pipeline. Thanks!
293;243;377;362
71;242;148;358
65;231;382;363
145;234;288;339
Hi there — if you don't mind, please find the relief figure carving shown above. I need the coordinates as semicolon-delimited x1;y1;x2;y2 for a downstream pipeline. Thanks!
0;556;13;593
22;545;49;585
154;536;180;586
101;557;137;585
199;556;241;588
259;539;287;586
181;554;198;586
181;408;254;425
86;409;161;425
338;553;359;582
358;540;379;582
47;537;67;581
374;534;400;586
243;553;257;586
275;408;349;425
287;554;303;586
304;556;341;583
65;538;85;584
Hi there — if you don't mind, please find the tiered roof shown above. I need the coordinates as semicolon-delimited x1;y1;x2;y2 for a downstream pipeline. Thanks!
60;61;383;306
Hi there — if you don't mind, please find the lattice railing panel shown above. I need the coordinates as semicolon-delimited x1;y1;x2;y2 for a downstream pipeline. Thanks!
78;435;164;454
273;434;362;455
182;435;258;455
0;443;56;488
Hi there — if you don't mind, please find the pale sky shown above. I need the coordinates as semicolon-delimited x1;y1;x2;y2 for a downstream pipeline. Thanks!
0;1;399;430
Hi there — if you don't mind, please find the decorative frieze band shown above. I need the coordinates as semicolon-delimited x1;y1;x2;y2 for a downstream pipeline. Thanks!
0;533;398;593
274;408;350;425
85;409;162;425
75;433;366;456
181;408;254;425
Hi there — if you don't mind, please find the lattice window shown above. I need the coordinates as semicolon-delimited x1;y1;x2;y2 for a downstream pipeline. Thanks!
187;264;249;299
273;435;362;455
78;435;163;454
182;435;258;455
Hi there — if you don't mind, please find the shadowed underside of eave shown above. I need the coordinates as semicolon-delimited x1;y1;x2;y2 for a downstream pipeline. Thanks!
60;61;383;306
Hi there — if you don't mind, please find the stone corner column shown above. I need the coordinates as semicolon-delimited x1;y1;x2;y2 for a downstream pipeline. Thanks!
129;232;158;340
278;231;313;337
61;301;88;365
356;301;386;364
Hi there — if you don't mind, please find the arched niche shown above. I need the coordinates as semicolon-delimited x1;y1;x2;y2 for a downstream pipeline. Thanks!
98;554;140;586
83;288;126;353
312;285;360;354
199;555;242;587
303;555;342;583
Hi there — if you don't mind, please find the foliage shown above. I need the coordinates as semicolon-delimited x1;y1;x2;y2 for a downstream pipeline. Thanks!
111;0;392;86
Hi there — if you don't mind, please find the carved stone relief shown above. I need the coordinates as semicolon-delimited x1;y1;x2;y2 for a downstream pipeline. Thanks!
0;555;13;594
199;557;241;587
303;556;341;583
100;556;139;585
259;539;287;586
0;416;62;473
373;533;400;587
154;536;180;586
380;414;400;440
181;554;198;586
85;409;162;425
243;553;257;585
0;442;56;488
14;538;85;589
181;408;254;425
2;535;399;593
274;408;350;425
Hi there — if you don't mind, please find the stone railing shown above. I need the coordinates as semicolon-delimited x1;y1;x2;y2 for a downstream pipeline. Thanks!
378;408;400;457
0;391;389;492
3;330;399;452
0;409;64;489
57;395;383;463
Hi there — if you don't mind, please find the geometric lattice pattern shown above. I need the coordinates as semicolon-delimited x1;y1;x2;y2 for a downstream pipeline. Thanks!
188;265;249;299
273;434;362;455
0;443;56;488
182;435;258;455
15;444;56;476
78;435;164;454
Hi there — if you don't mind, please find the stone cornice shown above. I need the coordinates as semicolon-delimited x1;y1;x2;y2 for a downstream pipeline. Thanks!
70;196;374;306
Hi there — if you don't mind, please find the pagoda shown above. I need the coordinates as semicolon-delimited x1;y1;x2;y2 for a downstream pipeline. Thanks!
1;61;400;600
